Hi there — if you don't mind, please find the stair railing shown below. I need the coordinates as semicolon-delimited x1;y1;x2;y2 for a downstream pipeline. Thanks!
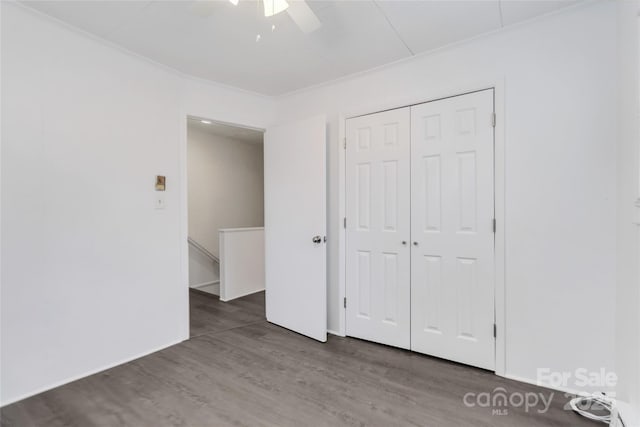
187;236;219;264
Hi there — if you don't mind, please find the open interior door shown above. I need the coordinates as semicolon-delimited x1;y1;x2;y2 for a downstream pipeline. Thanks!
264;115;327;342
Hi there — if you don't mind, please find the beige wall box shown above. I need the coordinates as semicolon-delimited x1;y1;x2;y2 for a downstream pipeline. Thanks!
155;176;166;191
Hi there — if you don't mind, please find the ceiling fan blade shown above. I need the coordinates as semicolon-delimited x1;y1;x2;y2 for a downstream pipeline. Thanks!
286;0;322;33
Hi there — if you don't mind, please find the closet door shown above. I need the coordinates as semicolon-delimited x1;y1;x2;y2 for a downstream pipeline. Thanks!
345;107;411;349
410;90;495;370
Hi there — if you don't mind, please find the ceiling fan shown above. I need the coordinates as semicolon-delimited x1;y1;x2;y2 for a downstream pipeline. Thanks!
192;0;322;34
279;0;322;34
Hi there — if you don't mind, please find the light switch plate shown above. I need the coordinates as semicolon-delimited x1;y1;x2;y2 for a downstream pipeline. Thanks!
155;195;166;210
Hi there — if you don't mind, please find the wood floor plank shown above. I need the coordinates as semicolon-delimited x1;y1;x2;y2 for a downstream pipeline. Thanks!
1;290;600;427
189;289;265;338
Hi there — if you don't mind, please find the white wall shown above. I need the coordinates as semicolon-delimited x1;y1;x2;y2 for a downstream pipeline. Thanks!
219;228;265;302
275;2;618;390
616;1;640;423
187;126;264;259
0;2;275;405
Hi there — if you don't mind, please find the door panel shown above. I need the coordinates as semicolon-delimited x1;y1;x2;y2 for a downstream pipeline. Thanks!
410;90;495;370
264;115;327;342
346;108;411;349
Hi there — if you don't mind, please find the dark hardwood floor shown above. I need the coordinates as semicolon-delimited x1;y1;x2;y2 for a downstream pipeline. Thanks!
1;290;598;426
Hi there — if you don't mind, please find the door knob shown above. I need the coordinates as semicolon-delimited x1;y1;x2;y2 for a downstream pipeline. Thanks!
402;241;407;245
312;235;322;244
413;241;419;246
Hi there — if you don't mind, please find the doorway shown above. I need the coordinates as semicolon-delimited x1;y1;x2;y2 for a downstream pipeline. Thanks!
183;113;329;342
186;116;266;306
344;89;496;370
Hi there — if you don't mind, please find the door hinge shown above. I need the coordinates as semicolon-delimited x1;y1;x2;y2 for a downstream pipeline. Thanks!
492;218;496;233
491;112;496;128
343;217;346;229
343;297;347;308
343;137;346;149
493;323;497;338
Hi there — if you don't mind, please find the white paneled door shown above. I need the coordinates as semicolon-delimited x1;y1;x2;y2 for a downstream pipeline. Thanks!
410;89;495;370
345;90;495;370
345;107;411;349
264;115;327;342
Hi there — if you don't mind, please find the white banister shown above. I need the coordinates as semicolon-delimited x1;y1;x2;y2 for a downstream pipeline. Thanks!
188;236;219;263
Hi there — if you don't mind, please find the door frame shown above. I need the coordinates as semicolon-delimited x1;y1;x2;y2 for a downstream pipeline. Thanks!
179;111;266;339
337;78;506;376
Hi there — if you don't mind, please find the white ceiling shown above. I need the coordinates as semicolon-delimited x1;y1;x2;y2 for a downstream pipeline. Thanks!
22;0;581;95
188;116;264;144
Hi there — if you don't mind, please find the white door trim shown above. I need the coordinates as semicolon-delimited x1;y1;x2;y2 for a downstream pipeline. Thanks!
179;112;266;340
336;78;506;376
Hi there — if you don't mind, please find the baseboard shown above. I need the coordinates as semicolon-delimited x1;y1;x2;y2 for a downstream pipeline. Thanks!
1;336;187;407
220;287;264;302
196;283;220;296
328;329;345;337
503;373;582;396
190;280;220;289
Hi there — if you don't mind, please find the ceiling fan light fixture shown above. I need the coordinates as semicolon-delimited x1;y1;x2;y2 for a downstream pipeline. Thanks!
263;0;288;17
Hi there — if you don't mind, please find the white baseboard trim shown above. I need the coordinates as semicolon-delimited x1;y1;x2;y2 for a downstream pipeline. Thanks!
220;287;265;302
193;282;220;296
503;373;582;396
190;280;220;289
328;329;345;337
1;336;187;407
